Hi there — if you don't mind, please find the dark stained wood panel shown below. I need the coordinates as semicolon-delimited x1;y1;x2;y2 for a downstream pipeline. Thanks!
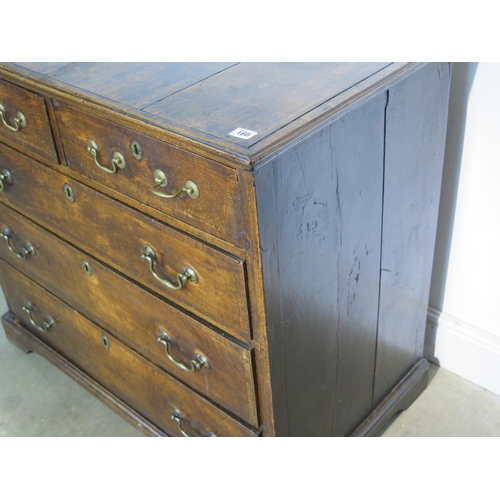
373;63;451;406
46;62;237;109
145;62;391;148
255;93;386;436
14;62;73;74
330;94;386;436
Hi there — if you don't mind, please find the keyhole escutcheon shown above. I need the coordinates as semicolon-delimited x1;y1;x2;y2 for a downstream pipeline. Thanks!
130;140;143;161
63;183;75;202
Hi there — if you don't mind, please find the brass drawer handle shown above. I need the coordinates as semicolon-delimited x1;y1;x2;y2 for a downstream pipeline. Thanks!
157;328;209;372
141;245;198;291
0;104;26;132
0;168;12;191
152;169;200;200
1;227;36;259
86;139;126;174
22;301;55;332
171;408;215;437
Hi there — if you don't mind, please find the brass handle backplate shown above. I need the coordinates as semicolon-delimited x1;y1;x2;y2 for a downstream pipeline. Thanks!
1;227;36;259
86;139;126;174
22;302;55;333
171;408;215;437
0;168;12;192
0;104;26;132
151;169;200;200
141;245;198;291
157;329;209;372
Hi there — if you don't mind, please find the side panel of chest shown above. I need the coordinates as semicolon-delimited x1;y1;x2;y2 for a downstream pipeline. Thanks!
373;62;451;405
255;63;451;436
255;93;386;436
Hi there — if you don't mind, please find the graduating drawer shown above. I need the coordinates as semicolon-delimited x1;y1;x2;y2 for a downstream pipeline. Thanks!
54;102;244;247
0;261;258;437
0;203;258;426
0;144;250;341
0;79;58;163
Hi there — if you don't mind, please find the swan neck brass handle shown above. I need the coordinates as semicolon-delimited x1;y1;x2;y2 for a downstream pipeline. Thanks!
157;329;209;372
151;169;200;200
22;302;55;332
0;104;26;132
141;245;198;291
0;169;12;192
86;139;126;174
1;227;36;259
171;408;215;437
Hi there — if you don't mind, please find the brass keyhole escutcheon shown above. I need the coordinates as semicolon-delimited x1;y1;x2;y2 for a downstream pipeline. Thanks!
82;260;93;276
101;335;110;350
63;183;75;202
130;140;143;160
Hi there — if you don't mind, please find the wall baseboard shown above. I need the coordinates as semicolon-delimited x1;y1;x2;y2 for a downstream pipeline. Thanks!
426;307;500;397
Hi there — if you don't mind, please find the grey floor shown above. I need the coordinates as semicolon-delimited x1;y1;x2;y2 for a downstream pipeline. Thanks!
1;289;500;437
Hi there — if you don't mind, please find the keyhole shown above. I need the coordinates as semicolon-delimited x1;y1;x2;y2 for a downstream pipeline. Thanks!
130;140;143;160
63;183;75;202
82;260;93;276
101;336;110;350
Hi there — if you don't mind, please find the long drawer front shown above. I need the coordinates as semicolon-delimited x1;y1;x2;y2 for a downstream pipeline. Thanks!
0;203;258;426
0;260;257;437
0;144;250;341
54;101;245;247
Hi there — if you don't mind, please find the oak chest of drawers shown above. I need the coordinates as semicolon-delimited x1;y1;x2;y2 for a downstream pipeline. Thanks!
0;62;451;436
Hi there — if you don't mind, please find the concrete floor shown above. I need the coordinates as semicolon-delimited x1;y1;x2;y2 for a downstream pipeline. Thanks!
381;362;500;437
1;289;500;437
0;289;141;437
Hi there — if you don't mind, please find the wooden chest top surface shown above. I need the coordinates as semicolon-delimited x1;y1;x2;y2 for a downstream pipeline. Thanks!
1;62;422;166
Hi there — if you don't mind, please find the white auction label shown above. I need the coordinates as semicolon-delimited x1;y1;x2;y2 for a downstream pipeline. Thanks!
229;128;258;140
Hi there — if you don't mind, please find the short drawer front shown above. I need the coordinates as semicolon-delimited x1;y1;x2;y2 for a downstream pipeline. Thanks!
0;79;58;163
54;102;244;247
0;261;257;437
0;203;258;426
0;145;250;341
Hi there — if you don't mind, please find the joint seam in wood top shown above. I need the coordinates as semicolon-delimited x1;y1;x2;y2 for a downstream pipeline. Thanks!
141;62;241;111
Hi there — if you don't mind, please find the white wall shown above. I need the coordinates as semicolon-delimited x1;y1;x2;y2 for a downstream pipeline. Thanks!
427;62;500;395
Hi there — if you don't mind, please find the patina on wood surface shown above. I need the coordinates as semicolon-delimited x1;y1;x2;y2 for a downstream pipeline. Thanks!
54;101;245;247
2;311;169;436
0;62;451;437
0;260;258;437
373;62;451;405
1;62;422;168
0;78;58;163
0;203;258;426
0;144;251;341
256;92;386;436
